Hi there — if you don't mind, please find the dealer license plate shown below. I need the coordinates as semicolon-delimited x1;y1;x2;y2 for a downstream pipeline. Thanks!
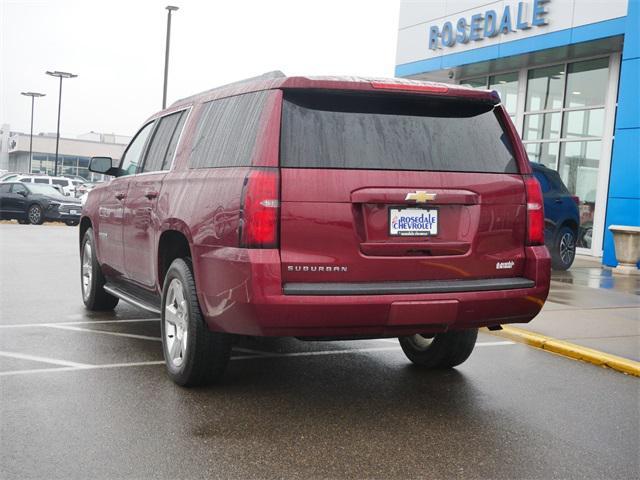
70;210;78;215
389;207;438;236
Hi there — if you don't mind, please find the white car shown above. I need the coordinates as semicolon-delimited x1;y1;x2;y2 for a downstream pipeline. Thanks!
17;175;81;197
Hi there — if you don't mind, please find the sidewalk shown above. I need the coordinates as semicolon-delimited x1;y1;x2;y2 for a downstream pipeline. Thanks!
513;255;640;363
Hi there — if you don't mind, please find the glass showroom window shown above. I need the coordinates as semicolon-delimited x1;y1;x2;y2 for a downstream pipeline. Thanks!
522;57;609;249
460;72;518;120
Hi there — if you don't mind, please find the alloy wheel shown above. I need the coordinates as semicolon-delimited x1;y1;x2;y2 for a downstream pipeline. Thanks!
406;334;435;351
559;231;576;265
81;242;93;301
28;206;41;224
164;278;189;368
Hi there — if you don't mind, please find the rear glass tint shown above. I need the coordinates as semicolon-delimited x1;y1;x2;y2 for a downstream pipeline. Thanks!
281;90;517;173
189;91;268;169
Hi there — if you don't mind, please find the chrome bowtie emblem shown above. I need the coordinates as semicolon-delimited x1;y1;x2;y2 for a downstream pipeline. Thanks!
405;191;437;203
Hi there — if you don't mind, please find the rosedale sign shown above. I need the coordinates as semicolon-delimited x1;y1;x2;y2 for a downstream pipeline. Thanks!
428;0;551;50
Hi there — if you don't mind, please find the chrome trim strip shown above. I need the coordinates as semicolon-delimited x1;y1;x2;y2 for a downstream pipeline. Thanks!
103;285;161;314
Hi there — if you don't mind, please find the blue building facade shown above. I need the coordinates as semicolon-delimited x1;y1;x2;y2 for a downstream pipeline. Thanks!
395;0;639;265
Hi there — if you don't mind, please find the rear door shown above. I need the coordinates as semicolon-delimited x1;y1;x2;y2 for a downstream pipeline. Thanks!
123;109;187;288
279;89;527;285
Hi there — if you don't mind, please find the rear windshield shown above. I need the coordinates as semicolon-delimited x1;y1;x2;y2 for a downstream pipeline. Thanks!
281;90;517;173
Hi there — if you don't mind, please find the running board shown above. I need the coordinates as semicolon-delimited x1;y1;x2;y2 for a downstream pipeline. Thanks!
103;284;161;315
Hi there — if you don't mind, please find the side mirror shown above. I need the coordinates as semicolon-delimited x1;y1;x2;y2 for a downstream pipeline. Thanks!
89;157;123;177
89;156;114;174
18;190;27;197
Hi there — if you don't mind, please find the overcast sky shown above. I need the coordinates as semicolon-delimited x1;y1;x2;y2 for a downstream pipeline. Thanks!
1;0;400;138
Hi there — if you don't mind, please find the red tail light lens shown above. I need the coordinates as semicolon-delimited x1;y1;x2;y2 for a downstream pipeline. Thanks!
525;176;544;246
239;168;280;248
571;195;580;206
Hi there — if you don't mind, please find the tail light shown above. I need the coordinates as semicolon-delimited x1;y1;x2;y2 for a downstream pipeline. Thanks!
571;195;580;206
524;176;544;246
370;81;449;94
239;168;280;248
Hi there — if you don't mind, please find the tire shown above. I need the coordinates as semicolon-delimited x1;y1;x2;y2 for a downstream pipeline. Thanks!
161;258;232;387
81;228;119;310
399;329;478;369
551;225;576;270
27;204;44;225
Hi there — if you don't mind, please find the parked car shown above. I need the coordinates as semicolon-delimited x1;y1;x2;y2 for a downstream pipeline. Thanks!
17;175;80;197
0;181;82;225
80;74;551;386
530;162;580;270
62;174;90;183
0;172;20;182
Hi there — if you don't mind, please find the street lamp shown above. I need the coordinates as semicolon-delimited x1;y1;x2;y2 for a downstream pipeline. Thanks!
20;92;46;174
45;70;77;176
163;6;179;109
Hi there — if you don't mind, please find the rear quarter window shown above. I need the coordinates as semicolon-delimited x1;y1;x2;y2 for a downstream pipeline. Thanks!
189;91;268;168
281;90;517;174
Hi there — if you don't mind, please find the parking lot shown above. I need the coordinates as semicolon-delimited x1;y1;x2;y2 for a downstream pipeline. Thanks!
0;223;638;479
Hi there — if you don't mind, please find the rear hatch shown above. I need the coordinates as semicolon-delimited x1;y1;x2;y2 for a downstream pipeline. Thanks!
279;88;527;285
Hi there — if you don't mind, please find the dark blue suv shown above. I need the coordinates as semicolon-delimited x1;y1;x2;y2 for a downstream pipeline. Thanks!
531;162;580;270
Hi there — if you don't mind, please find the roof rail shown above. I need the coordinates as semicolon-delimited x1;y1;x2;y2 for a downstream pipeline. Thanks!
170;70;286;107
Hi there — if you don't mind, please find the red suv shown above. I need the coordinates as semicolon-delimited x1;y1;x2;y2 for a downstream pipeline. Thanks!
81;73;550;386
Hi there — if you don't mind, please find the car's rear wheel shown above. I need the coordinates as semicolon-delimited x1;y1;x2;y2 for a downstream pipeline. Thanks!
551;225;576;270
399;329;478;368
81;228;119;310
28;204;44;225
161;258;232;387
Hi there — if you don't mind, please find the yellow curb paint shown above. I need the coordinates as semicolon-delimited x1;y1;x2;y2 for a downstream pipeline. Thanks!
485;326;640;377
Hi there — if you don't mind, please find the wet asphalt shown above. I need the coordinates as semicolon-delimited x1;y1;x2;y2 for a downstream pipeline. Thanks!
0;223;638;480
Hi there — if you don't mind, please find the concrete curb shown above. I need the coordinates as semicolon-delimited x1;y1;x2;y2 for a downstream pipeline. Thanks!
486;326;640;377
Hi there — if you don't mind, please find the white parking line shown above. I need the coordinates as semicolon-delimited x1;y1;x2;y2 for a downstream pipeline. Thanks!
0;351;92;368
45;324;162;342
0;341;515;377
0;318;159;329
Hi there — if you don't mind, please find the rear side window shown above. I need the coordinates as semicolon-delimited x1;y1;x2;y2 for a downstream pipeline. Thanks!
189;91;268;168
34;178;49;184
142;110;187;173
281;90;517;173
52;179;68;186
0;184;10;193
19;178;32;183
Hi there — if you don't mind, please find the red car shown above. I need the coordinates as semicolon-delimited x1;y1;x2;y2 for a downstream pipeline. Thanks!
81;73;550;386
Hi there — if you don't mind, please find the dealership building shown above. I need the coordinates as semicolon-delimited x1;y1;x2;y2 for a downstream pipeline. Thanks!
396;0;639;266
0;124;129;181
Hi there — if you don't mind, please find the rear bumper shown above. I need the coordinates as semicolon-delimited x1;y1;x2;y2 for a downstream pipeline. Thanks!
194;245;550;337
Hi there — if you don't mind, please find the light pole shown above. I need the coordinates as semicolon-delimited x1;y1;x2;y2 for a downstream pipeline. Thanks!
20;92;46;174
163;6;179;109
45;70;77;176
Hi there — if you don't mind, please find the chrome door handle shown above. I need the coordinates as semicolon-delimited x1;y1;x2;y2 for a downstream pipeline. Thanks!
144;191;159;200
115;192;126;200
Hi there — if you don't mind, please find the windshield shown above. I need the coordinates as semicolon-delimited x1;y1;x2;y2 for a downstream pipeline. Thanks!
281;90;517;173
27;183;67;197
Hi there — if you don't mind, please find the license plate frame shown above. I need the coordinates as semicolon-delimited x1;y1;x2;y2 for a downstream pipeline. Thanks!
388;206;439;237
